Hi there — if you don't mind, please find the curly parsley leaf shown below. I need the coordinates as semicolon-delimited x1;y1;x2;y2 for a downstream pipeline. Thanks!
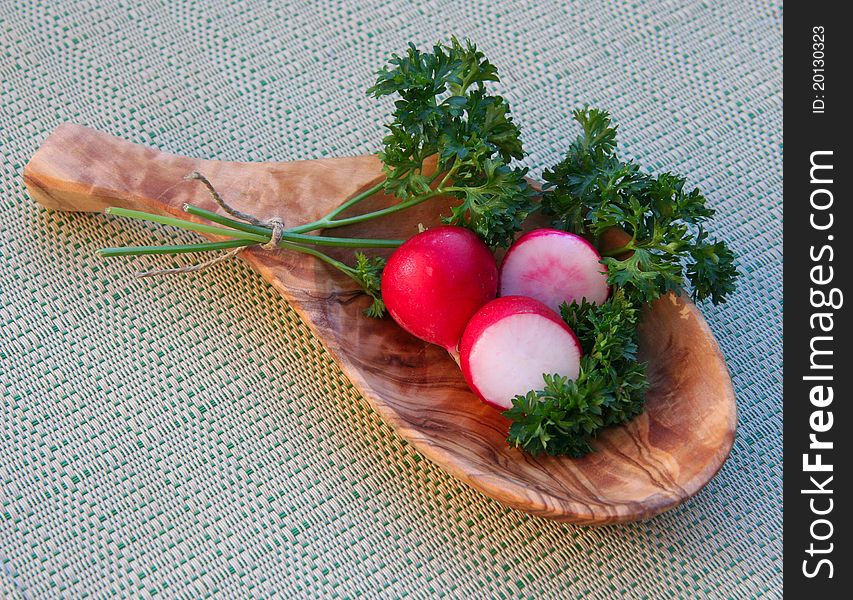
504;370;606;457
542;107;738;304
686;227;739;305
368;37;534;248
442;160;534;248
351;252;386;318
504;289;648;456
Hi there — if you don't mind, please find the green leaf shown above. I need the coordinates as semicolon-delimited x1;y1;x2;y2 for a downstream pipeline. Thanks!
687;228;739;304
504;290;649;457
542;107;738;305
370;38;531;248
351;252;387;318
441;161;535;249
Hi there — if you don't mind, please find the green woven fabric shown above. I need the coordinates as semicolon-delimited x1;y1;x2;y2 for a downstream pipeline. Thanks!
0;1;781;597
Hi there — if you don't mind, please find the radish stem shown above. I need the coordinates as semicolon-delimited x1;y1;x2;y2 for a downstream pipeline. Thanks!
105;207;270;243
324;180;386;220
290;188;447;233
108;205;403;250
99;239;254;257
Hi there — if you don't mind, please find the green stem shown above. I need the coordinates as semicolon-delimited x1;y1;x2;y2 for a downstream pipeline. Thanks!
182;204;401;248
601;242;635;257
284;233;402;248
289;158;450;235
325;189;446;228
291;188;447;234
441;185;475;194
276;240;359;280
105;207;269;243
99;239;255;257
102;236;361;287
436;161;459;190
324;180;386;220
181;204;271;237
601;228;639;258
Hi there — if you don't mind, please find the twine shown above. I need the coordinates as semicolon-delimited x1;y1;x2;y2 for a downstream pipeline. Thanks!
135;172;284;277
135;246;245;278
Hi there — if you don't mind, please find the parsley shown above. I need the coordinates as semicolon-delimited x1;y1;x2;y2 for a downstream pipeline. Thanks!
350;252;386;318
505;109;739;457
542;107;738;305
504;290;648;456
368;37;535;248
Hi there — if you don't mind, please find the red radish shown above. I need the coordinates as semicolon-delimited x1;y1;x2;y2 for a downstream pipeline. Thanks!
499;228;609;313
459;296;582;410
382;226;498;353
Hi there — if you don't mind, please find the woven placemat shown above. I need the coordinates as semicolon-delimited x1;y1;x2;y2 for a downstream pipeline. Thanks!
0;0;781;597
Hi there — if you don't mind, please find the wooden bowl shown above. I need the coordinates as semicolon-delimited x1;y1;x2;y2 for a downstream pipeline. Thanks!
23;124;737;524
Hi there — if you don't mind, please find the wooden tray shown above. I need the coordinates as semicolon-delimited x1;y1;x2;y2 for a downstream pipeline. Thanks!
24;124;737;524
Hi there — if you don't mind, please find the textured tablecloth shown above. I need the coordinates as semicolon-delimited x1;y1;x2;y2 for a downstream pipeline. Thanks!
0;1;782;597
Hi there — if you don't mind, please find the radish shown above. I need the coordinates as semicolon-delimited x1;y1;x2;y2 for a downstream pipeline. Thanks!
499;228;609;313
459;296;582;410
382;226;498;354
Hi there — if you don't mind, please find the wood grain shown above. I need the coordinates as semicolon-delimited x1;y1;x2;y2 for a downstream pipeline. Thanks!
24;124;737;524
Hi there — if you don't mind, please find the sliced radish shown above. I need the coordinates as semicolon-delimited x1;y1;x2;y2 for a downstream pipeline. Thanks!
382;226;498;353
499;228;609;313
459;296;582;410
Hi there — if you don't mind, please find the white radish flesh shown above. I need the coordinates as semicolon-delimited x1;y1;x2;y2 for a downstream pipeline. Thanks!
499;228;609;313
460;296;582;410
